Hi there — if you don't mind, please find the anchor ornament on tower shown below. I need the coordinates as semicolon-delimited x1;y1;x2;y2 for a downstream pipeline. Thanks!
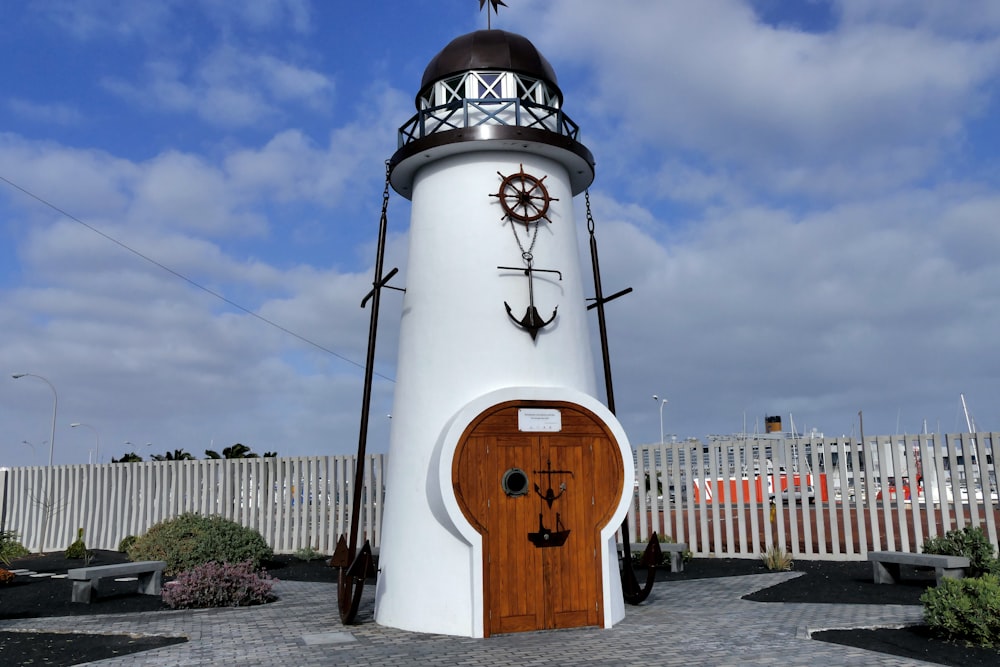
494;164;562;340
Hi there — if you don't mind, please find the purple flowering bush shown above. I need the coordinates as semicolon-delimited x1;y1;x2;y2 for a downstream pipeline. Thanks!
162;560;276;609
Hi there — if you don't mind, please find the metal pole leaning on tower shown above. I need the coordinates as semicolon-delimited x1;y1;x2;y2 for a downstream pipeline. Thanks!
336;161;402;624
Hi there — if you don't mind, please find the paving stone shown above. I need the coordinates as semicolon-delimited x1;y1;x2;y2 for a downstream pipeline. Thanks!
301;631;356;645
0;574;933;666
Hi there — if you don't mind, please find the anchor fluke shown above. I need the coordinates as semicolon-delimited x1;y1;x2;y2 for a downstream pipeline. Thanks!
337;540;374;624
622;532;661;604
505;302;557;340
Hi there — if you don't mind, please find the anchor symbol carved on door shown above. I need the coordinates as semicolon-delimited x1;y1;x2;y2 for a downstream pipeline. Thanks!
527;459;573;548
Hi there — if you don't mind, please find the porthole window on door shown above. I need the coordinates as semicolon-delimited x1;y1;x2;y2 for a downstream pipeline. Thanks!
502;468;530;497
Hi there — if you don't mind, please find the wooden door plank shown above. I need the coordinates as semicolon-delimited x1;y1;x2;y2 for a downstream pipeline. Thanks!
452;400;625;635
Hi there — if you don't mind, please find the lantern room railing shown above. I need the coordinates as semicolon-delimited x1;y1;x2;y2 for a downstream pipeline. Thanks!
398;97;581;148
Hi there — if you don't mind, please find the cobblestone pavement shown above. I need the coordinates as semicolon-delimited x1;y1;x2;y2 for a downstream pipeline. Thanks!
0;572;934;666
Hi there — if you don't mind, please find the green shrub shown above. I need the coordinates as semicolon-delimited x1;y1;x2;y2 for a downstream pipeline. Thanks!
0;531;30;566
127;513;273;575
760;545;793;571
162;560;275;609
922;526;999;577
293;545;325;562
65;528;88;559
117;535;137;553
922;574;1000;647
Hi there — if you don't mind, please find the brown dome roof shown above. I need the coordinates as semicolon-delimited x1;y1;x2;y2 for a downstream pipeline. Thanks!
419;30;561;101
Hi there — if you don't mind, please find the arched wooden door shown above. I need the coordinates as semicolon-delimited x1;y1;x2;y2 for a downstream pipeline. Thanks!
452;400;624;636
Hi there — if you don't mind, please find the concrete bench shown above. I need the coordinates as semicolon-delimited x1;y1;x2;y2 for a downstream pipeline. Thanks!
66;561;167;603
618;542;689;572
867;551;970;586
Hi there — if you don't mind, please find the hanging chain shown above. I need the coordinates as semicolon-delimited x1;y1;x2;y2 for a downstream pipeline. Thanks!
378;159;391;240
585;189;596;235
510;218;541;263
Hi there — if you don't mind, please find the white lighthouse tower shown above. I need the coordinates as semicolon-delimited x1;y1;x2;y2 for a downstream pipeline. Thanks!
374;29;634;638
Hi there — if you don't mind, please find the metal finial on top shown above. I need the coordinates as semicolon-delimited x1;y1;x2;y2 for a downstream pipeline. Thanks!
479;0;508;29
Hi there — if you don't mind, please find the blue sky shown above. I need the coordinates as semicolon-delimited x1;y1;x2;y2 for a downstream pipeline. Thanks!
2;0;999;467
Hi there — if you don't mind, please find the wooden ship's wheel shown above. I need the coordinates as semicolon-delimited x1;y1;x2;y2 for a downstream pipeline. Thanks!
493;164;558;224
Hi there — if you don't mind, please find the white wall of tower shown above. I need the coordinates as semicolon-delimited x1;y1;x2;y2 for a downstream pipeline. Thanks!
374;149;603;636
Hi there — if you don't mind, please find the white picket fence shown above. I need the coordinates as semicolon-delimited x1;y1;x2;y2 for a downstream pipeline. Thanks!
630;432;1000;560
0;455;384;554
2;433;998;559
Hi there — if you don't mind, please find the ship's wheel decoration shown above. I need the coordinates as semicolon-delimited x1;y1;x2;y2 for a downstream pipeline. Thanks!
492;164;558;225
494;165;562;340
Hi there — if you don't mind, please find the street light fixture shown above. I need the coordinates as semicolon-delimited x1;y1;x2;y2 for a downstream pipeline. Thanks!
12;374;57;467
13;372;57;552
0;466;9;535
71;423;101;464
653;394;668;445
123;441;153;461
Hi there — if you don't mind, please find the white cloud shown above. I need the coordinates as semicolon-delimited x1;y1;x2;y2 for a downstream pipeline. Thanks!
223;83;410;206
0;208;386;467
6;99;83;126
4;0;999;466
126;150;264;235
836;0;1000;35
38;0;175;41
103;45;334;128
0;103;401;465
201;0;312;34
256;54;332;107
521;0;1000;197
225;130;338;203
590;181;1000;439
0;134;136;219
39;0;311;41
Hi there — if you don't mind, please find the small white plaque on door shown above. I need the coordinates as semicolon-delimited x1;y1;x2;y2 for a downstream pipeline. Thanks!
518;408;562;432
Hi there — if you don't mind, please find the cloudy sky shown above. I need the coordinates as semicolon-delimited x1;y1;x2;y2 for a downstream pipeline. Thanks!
1;0;998;467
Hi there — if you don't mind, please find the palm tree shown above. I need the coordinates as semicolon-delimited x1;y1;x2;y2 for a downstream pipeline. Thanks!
205;443;265;459
227;444;255;458
151;449;195;461
112;452;143;463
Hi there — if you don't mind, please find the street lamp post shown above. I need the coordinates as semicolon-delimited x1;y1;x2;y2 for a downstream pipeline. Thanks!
0;467;9;535
123;441;153;461
12;373;58;553
12;374;57;466
653;395;668;445
21;440;41;460
71;423;101;464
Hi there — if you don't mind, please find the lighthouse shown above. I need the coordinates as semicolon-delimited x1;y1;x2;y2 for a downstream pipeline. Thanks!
374;29;634;638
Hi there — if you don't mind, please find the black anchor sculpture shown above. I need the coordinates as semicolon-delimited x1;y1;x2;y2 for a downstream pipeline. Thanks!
498;252;562;340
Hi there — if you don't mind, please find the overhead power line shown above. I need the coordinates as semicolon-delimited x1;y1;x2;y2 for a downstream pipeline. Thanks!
0;173;394;382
